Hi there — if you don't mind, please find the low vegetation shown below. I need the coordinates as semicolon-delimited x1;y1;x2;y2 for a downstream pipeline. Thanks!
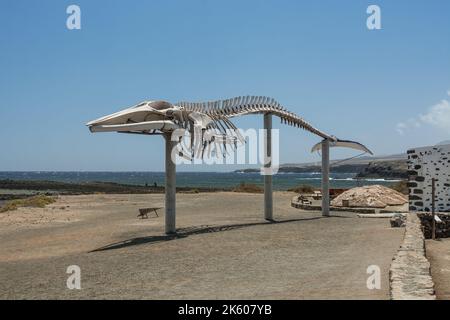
0;195;56;213
180;188;200;194
232;183;263;193
0;179;224;195
389;180;408;195
287;184;316;194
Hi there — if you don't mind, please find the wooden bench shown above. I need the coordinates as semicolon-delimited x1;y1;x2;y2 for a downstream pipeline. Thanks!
137;207;162;219
312;191;322;200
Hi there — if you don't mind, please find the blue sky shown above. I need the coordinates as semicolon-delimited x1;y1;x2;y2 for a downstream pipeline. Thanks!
1;0;449;171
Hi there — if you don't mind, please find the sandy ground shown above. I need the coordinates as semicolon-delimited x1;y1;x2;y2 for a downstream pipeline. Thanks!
0;192;403;299
426;239;450;300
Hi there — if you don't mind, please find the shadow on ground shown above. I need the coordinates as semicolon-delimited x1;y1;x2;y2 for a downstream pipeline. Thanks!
91;215;351;252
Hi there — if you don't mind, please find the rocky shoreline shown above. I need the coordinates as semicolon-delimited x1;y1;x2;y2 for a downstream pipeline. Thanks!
355;160;408;179
0;179;225;200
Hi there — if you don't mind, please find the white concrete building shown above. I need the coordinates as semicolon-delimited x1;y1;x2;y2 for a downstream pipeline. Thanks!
407;144;450;212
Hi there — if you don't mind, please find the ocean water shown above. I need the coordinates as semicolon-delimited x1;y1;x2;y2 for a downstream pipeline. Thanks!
0;171;401;191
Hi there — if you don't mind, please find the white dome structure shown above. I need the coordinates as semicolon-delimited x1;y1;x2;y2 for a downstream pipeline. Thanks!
331;185;407;208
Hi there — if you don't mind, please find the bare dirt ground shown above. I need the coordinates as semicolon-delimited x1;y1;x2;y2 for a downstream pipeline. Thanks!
426;239;450;300
0;192;403;299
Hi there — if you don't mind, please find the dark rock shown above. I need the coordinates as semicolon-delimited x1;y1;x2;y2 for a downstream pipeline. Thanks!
390;213;406;228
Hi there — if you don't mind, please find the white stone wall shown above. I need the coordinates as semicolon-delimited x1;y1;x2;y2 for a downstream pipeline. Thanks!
407;144;450;212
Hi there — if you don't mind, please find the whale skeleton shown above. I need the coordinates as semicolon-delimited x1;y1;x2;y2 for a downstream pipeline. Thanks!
87;96;372;233
311;139;373;155
87;96;370;160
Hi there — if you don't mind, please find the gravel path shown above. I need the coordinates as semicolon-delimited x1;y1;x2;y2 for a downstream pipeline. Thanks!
426;239;450;300
0;192;403;299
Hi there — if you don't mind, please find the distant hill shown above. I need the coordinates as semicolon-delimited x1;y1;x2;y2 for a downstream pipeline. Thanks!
354;160;407;179
235;153;408;179
282;153;407;167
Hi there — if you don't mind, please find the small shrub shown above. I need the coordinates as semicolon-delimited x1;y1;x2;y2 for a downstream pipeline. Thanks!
232;183;263;193
0;195;56;213
288;184;316;194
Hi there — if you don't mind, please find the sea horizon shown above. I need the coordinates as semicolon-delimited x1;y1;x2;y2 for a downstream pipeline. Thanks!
0;171;401;191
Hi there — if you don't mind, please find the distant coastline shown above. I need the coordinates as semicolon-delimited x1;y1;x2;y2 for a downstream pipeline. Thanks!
235;157;408;180
0;154;408;200
0;171;405;201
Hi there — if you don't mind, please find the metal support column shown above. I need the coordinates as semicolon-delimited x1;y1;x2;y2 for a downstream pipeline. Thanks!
264;113;273;221
164;132;177;234
432;178;436;240
321;139;330;217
